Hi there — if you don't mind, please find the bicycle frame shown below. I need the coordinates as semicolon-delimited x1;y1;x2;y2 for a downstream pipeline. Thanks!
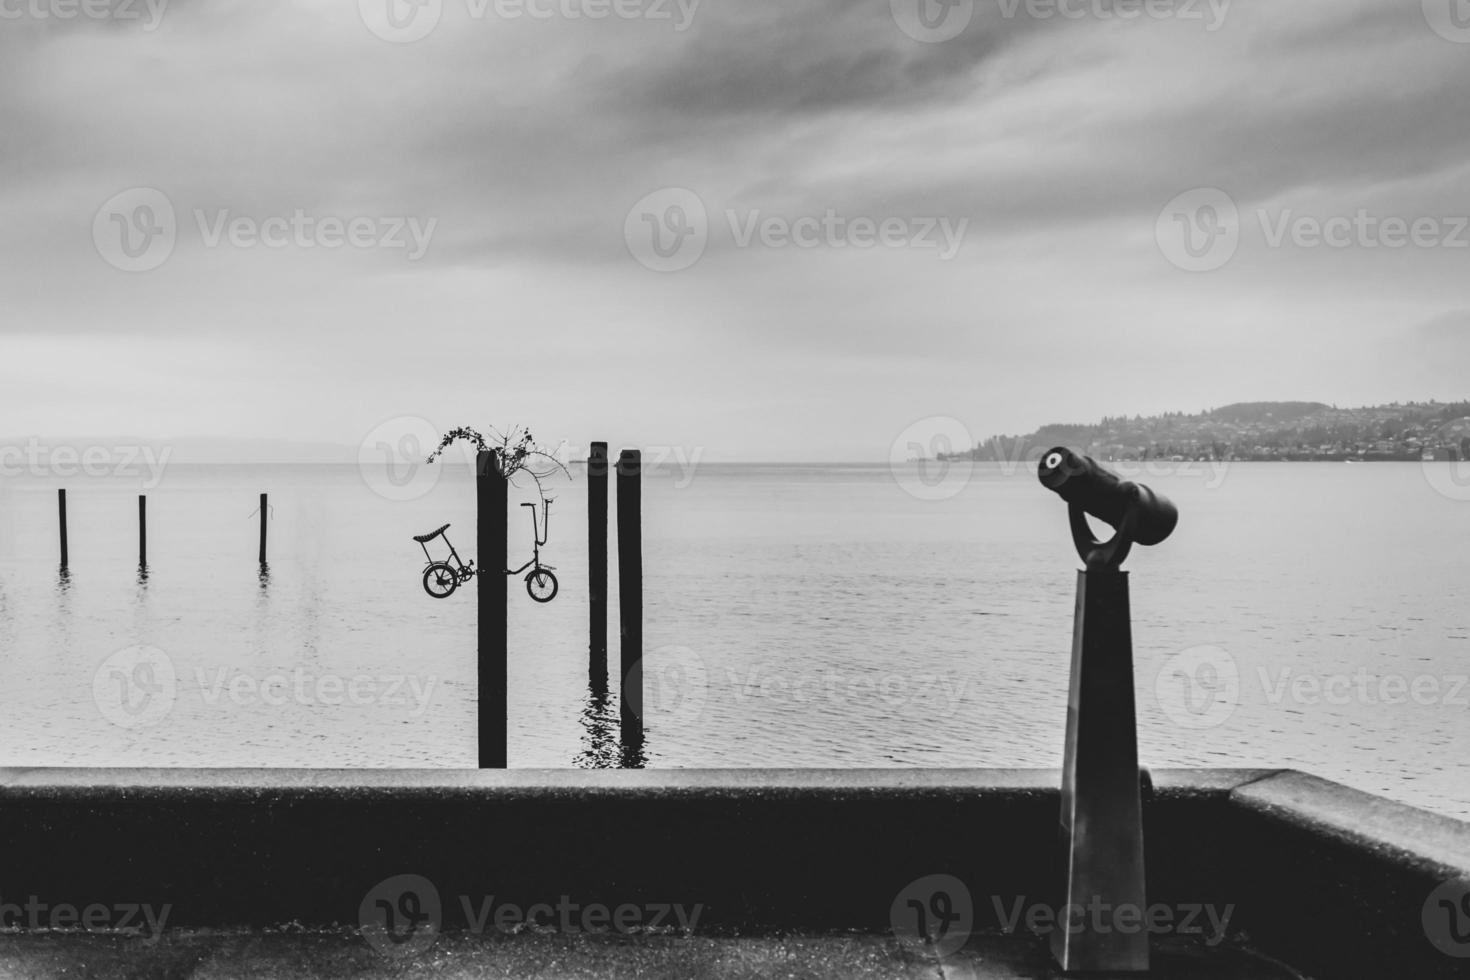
506;501;552;576
419;534;471;574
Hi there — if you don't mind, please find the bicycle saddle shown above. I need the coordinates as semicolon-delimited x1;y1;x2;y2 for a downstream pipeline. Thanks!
413;524;451;544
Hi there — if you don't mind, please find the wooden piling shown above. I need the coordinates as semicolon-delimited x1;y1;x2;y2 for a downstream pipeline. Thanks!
617;450;643;755
138;495;147;568
258;493;268;566
588;443;609;693
58;489;68;570
478;451;508;769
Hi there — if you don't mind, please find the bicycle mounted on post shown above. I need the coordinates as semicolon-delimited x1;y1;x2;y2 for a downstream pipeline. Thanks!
414;499;558;604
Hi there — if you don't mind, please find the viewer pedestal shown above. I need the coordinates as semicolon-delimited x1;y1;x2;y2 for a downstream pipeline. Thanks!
1052;568;1149;975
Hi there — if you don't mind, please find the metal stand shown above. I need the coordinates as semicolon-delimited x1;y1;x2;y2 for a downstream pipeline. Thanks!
1052;503;1149;975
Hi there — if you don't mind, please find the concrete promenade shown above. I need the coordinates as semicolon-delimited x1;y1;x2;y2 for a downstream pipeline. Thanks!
0;931;1307;978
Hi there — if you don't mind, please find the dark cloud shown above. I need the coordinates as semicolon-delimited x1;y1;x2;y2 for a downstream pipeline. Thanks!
606;1;1040;121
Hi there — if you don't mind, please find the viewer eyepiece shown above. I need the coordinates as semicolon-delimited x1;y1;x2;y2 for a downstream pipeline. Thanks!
1038;447;1178;547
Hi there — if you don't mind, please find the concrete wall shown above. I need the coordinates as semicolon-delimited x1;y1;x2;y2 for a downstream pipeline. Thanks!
0;768;1464;979
1218;771;1470;980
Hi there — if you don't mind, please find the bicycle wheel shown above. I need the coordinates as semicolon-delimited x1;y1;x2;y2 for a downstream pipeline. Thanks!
526;568;558;604
423;563;459;599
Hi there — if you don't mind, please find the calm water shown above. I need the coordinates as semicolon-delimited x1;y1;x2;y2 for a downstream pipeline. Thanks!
0;461;1466;823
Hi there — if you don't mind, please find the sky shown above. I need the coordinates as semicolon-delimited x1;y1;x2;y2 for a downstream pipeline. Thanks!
2;0;1469;461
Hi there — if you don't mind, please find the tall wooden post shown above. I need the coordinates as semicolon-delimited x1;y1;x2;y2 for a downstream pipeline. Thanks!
138;495;147;569
617;450;644;757
58;489;68;570
258;493;268;566
478;451;508;769
588;443;609;693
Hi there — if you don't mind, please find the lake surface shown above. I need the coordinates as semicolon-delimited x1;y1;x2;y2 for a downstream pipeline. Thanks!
0;460;1466;823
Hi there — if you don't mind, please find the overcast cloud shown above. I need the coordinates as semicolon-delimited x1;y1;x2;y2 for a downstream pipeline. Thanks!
2;0;1468;459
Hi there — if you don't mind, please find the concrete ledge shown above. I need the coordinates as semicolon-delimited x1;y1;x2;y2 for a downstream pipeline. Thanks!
1220;771;1470;980
0;766;1067;797
1231;771;1469;875
0;768;1464;980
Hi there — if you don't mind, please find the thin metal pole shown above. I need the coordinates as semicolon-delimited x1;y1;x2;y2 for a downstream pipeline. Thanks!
138;495;147;569
258;493;268;566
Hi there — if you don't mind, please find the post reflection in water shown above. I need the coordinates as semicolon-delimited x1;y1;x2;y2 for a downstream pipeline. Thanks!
254;563;271;648
133;563;152;646
54;567;74;656
576;685;623;769
619;738;647;771
576;665;649;769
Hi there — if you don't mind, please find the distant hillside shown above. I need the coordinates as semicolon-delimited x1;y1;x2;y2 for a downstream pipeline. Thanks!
1205;402;1330;425
952;400;1470;463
